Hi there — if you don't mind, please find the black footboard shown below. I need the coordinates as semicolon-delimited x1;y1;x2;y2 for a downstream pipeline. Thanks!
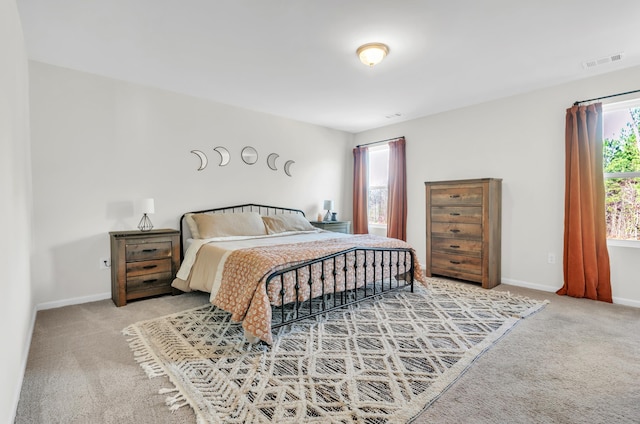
265;247;415;330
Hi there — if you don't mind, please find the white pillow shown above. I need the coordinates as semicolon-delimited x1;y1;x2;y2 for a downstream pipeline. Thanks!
191;212;267;238
262;214;316;234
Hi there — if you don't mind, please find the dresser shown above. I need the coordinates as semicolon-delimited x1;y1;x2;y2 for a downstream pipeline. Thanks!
310;221;352;234
425;178;502;289
109;229;181;306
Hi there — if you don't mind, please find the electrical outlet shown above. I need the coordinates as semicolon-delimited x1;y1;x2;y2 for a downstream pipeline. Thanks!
547;253;556;264
99;257;111;269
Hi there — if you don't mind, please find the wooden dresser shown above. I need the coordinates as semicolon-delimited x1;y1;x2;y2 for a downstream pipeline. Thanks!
109;229;181;306
425;178;502;289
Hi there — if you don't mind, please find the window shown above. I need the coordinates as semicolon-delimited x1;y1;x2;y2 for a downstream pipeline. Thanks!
368;144;389;226
603;99;640;242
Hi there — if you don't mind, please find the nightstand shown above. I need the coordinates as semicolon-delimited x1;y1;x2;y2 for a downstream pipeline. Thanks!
109;229;181;306
310;221;352;234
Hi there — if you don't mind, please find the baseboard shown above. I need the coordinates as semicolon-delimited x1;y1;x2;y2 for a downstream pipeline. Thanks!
500;277;560;293
610;296;640;308
37;292;111;311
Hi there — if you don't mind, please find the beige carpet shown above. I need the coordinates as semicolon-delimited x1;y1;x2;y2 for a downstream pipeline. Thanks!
15;278;640;423
122;279;546;423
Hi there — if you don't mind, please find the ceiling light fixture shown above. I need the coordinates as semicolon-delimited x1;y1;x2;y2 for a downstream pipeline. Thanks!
356;43;389;67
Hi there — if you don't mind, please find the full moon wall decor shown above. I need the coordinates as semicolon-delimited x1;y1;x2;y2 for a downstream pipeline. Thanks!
189;147;294;176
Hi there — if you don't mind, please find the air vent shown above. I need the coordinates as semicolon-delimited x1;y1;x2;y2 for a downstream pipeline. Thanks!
582;52;624;69
385;113;402;119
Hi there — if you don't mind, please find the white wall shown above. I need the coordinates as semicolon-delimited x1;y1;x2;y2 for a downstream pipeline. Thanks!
355;65;640;306
0;0;34;421
28;61;354;307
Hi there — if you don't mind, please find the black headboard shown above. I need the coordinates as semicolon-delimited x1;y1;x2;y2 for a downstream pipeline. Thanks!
179;203;306;259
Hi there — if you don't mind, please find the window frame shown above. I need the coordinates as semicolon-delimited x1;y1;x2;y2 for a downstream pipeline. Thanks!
367;144;389;227
602;98;640;247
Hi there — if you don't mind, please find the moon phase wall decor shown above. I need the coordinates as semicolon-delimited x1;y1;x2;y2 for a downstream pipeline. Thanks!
213;146;230;166
284;160;295;177
188;147;294;176
267;153;279;171
241;146;258;165
190;150;208;171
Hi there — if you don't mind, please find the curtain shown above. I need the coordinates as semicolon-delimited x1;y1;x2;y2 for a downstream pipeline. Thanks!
352;146;369;234
387;137;407;241
557;103;612;302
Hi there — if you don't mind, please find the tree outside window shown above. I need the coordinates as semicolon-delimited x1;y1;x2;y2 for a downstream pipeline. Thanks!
368;145;389;225
603;101;640;241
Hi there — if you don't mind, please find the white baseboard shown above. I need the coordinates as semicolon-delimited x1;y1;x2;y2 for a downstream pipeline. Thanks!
36;292;111;311
500;277;560;293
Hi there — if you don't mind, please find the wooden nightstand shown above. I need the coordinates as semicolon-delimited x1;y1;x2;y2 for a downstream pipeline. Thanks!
109;229;181;306
310;221;352;234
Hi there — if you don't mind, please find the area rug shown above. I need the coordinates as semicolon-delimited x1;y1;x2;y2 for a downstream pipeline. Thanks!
123;278;547;423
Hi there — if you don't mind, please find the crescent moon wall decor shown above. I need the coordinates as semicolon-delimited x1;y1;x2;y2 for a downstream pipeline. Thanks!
190;150;208;171
266;153;279;171
283;160;295;177
213;146;230;166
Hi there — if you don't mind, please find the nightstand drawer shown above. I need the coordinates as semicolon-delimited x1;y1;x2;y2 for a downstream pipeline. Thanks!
126;272;173;293
126;241;172;261
126;258;172;277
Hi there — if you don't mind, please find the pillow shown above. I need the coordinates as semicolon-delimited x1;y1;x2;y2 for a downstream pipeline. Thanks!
262;214;316;234
184;213;200;239
191;211;267;238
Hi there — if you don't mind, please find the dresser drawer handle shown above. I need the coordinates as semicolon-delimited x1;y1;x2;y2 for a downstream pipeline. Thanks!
143;279;158;284
450;229;461;233
450;245;460;249
143;265;158;269
449;194;461;198
449;260;461;265
142;248;158;253
449;212;460;216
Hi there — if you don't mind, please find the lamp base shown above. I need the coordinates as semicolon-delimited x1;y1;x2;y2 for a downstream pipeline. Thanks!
323;210;331;222
138;213;154;231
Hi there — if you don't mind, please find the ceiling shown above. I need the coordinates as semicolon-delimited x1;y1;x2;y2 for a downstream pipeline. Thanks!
16;0;640;133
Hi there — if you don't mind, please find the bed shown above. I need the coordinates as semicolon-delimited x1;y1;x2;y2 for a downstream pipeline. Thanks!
172;204;424;344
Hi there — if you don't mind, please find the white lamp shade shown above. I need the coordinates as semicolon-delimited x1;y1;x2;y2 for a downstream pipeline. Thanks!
323;200;334;210
140;198;155;214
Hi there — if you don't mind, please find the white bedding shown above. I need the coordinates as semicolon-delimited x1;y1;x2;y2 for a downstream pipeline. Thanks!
175;229;350;300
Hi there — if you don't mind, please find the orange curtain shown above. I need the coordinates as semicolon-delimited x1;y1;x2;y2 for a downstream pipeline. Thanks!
352;146;369;234
558;103;612;302
387;137;407;241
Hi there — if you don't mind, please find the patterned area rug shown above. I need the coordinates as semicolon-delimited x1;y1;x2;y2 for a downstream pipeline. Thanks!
123;278;547;423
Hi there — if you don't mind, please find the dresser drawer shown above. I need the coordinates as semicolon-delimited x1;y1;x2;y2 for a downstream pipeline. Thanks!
431;237;482;257
430;187;483;206
126;258;172;277
126;271;174;293
431;252;482;276
431;222;482;239
126;241;172;261
431;206;482;223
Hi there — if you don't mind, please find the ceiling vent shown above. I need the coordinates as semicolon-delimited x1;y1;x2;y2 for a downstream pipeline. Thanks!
582;52;624;69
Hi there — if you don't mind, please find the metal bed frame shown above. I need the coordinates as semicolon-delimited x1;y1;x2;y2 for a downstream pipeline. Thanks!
179;203;416;334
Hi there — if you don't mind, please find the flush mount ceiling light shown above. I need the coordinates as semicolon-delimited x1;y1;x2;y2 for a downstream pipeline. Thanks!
356;43;389;67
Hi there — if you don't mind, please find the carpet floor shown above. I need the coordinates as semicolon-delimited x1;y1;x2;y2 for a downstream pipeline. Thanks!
15;278;640;423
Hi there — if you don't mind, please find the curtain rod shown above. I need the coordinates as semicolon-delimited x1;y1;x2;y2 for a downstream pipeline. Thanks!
573;89;640;106
356;136;403;148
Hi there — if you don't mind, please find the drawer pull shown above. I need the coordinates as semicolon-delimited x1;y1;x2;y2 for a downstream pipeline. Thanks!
449;212;461;216
450;229;461;233
449;194;461;198
450;245;460;249
143;265;158;270
143;279;158;284
449;260;461;265
142;248;158;253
